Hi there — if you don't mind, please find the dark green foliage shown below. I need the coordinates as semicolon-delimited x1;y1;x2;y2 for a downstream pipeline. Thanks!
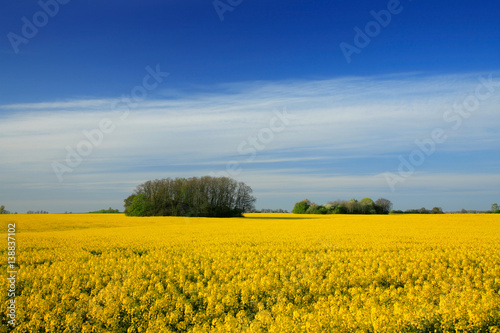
292;198;392;215
89;207;121;214
124;176;256;217
292;199;310;214
359;198;374;205
431;207;444;214
333;205;348;214
375;198;393;214
405;208;430;214
392;207;444;214
317;206;329;214
126;194;153;217
306;203;328;214
123;194;136;215
360;198;377;214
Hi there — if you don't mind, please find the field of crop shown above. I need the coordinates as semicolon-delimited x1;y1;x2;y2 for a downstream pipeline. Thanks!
1;213;499;332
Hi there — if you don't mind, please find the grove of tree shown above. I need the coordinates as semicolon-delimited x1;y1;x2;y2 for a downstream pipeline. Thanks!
292;198;393;215
124;176;256;217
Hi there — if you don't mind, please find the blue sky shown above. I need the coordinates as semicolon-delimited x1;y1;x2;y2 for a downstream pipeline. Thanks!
0;0;499;213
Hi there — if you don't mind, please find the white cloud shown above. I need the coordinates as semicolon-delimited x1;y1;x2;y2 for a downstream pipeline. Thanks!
0;72;499;212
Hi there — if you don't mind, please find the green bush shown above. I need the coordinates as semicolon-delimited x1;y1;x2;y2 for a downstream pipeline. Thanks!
292;199;311;214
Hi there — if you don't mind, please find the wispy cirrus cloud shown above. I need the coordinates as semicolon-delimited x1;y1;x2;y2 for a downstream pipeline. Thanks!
1;72;499;212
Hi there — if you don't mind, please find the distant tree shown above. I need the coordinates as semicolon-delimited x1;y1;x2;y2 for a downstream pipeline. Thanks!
359;198;376;214
318;206;328;214
360;198;374;205
124;176;255;217
460;208;467;214
294;198;393;215
305;203;319;214
346;199;359;214
124;194;136;214
375;198;393;214
305;203;328;214
0;205;4;214
492;203;499;213
255;208;288;213
404;208;430;214
333;205;348;214
419;207;429;214
326;200;346;214
126;194;152;217
432;207;444;214
327;200;341;207
292;199;311;214
90;208;120;214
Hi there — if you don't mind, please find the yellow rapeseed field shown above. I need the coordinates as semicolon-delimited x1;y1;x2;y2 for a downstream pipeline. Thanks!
1;213;499;332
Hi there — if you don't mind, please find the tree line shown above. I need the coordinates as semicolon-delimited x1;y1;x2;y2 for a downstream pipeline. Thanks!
291;201;500;215
292;198;393;215
0;208;47;214
124;176;256;217
391;203;500;214
0;205;24;214
0;205;51;214
253;208;289;213
88;207;121;214
390;207;444;214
